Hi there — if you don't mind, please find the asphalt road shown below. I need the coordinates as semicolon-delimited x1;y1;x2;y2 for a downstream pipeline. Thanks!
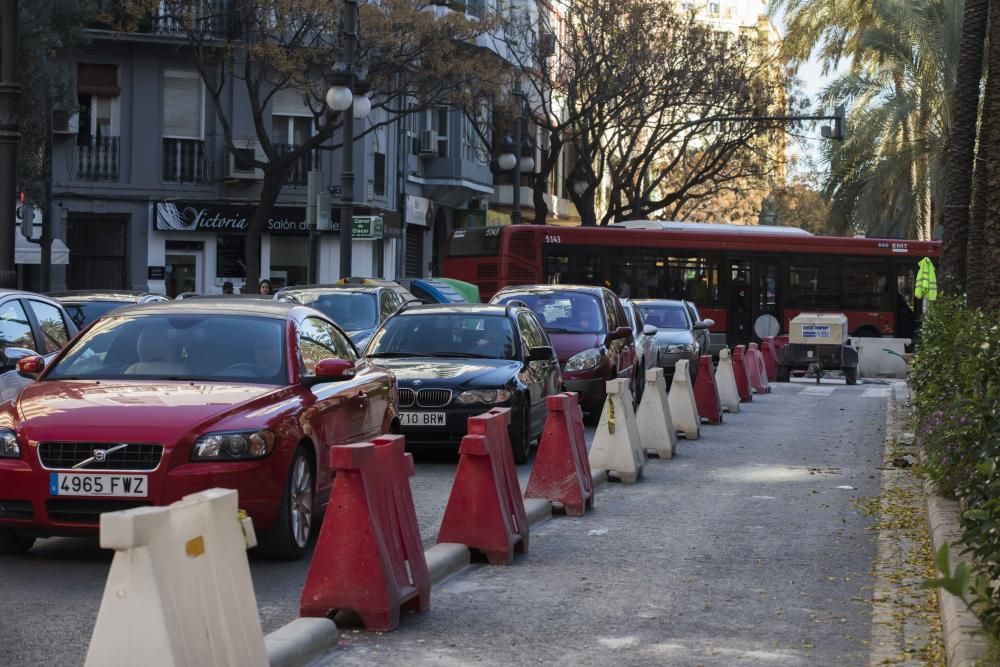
327;379;889;666
0;425;544;666
0;379;888;666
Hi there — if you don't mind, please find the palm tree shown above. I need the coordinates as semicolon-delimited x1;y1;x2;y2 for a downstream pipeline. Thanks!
980;0;1000;312
773;0;959;239
939;0;988;295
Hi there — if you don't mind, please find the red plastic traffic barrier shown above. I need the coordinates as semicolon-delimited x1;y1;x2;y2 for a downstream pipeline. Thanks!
746;343;769;395
437;407;528;564
693;355;723;424
762;336;778;382
525;392;594;516
732;346;752;403
300;434;430;631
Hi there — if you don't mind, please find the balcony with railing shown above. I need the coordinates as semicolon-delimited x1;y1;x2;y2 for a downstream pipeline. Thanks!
163;138;209;184
76;137;120;181
274;144;321;186
92;0;232;38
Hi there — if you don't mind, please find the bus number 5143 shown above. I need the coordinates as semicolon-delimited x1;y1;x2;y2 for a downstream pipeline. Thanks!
544;235;561;244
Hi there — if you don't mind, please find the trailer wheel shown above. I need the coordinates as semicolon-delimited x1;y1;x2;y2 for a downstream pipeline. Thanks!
844;367;858;385
777;365;790;382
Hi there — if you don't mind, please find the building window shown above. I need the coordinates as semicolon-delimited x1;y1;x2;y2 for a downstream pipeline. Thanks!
373;152;386;197
433;107;449;158
162;69;207;183
271;114;318;186
708;2;720;15
76;63;121;181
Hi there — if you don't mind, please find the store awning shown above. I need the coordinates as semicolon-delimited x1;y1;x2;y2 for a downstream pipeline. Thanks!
15;234;70;265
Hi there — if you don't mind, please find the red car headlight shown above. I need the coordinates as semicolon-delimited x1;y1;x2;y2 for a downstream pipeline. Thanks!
191;429;276;461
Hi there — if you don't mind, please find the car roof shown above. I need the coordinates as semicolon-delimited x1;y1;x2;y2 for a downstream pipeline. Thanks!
632;299;687;308
47;290;159;302
102;298;299;319
495;284;607;296
277;284;379;295
395;303;512;316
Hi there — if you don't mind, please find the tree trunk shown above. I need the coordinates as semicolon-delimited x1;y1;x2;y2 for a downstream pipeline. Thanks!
977;0;1000;311
916;97;932;242
940;0;989;296
243;177;281;293
531;134;562;225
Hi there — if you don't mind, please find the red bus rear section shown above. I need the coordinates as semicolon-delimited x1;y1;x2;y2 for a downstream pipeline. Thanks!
442;223;940;349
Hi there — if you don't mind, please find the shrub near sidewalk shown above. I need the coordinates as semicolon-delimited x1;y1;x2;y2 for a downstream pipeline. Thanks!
910;297;1000;641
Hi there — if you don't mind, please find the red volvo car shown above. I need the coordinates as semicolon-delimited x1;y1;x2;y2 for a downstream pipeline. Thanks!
0;300;396;559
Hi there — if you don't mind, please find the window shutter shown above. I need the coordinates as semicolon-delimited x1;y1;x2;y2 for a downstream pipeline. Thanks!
162;70;203;139
78;64;120;96
272;87;312;117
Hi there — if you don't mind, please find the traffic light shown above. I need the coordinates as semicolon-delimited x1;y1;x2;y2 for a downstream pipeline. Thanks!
821;105;846;141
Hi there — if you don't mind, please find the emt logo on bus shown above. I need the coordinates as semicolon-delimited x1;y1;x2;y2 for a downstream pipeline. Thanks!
876;241;910;253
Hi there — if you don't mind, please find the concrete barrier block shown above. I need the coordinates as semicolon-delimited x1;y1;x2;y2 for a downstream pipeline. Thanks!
667;360;700;440
636;367;676;458
588;379;646;483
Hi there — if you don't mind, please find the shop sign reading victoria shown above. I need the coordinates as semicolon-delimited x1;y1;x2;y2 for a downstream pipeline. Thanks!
155;201;309;235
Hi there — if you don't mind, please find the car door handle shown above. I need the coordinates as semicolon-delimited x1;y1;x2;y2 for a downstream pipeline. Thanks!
356;391;369;405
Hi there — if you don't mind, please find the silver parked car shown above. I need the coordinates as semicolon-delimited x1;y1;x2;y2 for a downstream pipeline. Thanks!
0;290;78;404
621;298;658;399
633;299;707;381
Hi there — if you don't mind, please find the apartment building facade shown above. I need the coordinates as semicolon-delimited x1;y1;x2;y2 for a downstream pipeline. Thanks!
33;3;527;295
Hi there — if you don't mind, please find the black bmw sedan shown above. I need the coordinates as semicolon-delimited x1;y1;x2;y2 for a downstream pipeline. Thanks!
365;303;562;463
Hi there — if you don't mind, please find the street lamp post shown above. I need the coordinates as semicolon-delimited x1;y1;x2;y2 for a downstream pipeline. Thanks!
0;0;20;288
498;92;534;225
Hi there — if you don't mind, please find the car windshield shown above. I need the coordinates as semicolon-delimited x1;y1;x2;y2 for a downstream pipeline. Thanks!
63;301;127;328
46;314;287;384
637;304;689;330
283;292;378;331
368;313;517;360
493;293;604;334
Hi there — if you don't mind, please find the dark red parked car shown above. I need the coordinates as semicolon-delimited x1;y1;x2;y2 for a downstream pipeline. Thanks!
491;285;638;422
0;299;396;559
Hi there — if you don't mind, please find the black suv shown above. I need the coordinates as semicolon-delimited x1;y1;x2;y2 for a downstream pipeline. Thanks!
365;303;561;463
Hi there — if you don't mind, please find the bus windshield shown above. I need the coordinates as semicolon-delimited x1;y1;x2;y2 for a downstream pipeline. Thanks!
448;227;502;257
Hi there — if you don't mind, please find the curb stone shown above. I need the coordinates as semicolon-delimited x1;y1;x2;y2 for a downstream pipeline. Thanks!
902;383;990;666
264;466;610;665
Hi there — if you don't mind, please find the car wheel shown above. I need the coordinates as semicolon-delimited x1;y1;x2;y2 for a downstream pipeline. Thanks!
845;367;859;385
509;399;532;465
258;445;315;560
0;528;35;555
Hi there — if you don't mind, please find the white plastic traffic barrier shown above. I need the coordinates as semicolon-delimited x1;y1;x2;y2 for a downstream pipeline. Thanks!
667;360;700;440
588;378;646;483
714;349;741;413
86;488;267;667
636;367;676;459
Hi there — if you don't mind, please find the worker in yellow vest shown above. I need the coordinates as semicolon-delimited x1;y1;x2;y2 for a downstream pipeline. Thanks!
915;257;937;312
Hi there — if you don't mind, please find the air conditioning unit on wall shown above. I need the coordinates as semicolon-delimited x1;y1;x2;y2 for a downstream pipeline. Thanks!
226;141;265;180
419;130;439;156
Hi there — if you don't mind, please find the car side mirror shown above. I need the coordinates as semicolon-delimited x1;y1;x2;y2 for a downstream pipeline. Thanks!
527;346;555;362
16;354;45;379
304;358;355;385
3;347;36;370
702;318;715;328
642;324;657;336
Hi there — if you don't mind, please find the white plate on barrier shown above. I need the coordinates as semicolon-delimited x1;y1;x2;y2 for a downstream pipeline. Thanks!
400;412;446;427
50;472;148;497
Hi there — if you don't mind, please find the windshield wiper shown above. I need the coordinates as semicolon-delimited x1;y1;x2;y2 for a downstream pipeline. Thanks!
427;351;495;359
368;351;430;358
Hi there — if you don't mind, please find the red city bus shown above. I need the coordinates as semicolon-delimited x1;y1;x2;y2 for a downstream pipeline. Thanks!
442;221;940;350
